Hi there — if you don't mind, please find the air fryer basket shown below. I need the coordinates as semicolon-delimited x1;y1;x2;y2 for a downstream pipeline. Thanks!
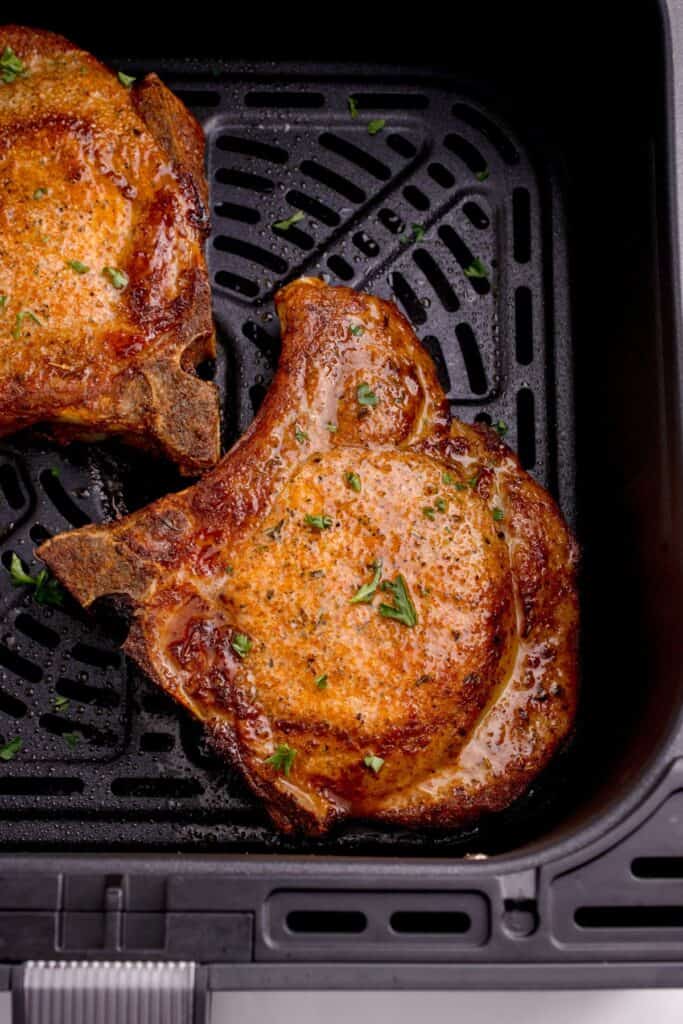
1;0;683;986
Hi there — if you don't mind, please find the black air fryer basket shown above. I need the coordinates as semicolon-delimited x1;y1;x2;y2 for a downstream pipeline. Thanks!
2;1;683;1014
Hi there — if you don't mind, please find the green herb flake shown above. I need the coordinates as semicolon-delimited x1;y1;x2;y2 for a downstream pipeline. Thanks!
50;467;60;478
117;71;136;87
265;743;297;776
0;46;26;85
467;473;480;489
325;422;338;433
367;118;386;135
346;471;361;493
476;167;490;181
231;633;253;658
379;573;418;628
304;513;333;531
225;565;234;575
435;497;447;513
442;471;456;486
294;424;309;444
8;554;64;606
357;382;378;408
422;506;435;521
348;95;359;118
0;295;7;310
103;266;129;290
349;323;364;336
0;737;22;761
493;419;508;437
11;309;42;340
273;210;304;232
67;259;89;274
492;506;505;522
314;673;328;691
63;731;80;750
54;695;70;713
33;187;47;200
409;223;425;243
464;257;489;279
364;754;384;774
349;559;383;605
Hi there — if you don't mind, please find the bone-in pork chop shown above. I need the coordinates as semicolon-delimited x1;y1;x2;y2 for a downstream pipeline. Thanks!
39;278;579;835
0;25;219;473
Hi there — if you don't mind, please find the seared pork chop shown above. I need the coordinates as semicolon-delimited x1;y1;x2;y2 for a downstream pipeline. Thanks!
0;26;219;473
40;278;578;835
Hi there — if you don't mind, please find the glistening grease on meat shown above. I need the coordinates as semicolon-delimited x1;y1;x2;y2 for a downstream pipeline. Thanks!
39;279;579;835
0;26;219;472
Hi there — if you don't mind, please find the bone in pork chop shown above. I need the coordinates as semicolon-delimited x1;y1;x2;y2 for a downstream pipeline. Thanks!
0;26;219;473
39;278;579;835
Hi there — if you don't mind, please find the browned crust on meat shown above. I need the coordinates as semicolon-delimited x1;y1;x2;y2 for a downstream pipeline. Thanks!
0;25;218;473
40;277;579;836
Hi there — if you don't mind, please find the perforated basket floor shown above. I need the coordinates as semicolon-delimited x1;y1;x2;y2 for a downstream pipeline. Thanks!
0;65;573;851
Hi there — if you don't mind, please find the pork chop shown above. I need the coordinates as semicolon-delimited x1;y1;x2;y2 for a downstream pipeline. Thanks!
39;278;579;835
0;25;219;473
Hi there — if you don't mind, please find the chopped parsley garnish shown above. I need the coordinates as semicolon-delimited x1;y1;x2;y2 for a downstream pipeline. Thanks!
33;188;47;200
8;554;64;606
423;506;435;520
294;424;309;444
476;167;490;181
349;559;382;604
379;574;418;628
231;633;252;658
0;737;22;761
304;513;333;531
67;259;89;274
103;266;129;290
0;295;7;310
467;473;480;489
348;95;359;118
325;422;338;433
367;118;385;135
464;258;489;279
265;743;297;776
314;673;328;690
63;731;80;750
117;71;136;87
49;467;60;478
435;497;447;513
364;754;384;774
346;471;361;493
492;506;505;522
493;419;508;437
442;471;455;485
225;565;234;575
11;309;42;340
264;518;285;540
349;323;364;336
0;47;26;85
54;695;70;713
409;223;425;243
357;382;378;407
273;210;304;231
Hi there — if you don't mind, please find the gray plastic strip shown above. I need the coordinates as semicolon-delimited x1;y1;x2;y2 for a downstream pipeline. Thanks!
19;960;196;1024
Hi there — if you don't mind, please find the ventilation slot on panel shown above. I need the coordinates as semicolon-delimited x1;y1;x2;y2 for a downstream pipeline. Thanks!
39;470;90;527
71;643;120;669
353;231;379;257
632;858;683;878
214;237;287;275
56;677;120;709
420;337;452;394
456;324;488;396
428;162;455;189
444;134;487;175
0;777;83;796
172;90;220;108
516;388;536;469
0;687;28;719
216;135;288;164
463;202;490;230
214;202;260;225
378;208;405;235
14;614;60;650
215;271;259;299
29;524;51;545
0;464;25;510
352;93;428;110
0;646;41;686
319;133;391;181
438;225;490;295
286;190;340;227
515;287;534;365
387;134;417;158
242;321;279;363
391;272;427;326
575;906;683;929
390;911;470;934
39;714;116;748
245;91;325;108
140;733;175;753
452;104;520;164
403;185;430;211
300;161;366;204
111;777;202;798
327;255;354;281
215;168;274;194
413;249;460;312
286;911;367;934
